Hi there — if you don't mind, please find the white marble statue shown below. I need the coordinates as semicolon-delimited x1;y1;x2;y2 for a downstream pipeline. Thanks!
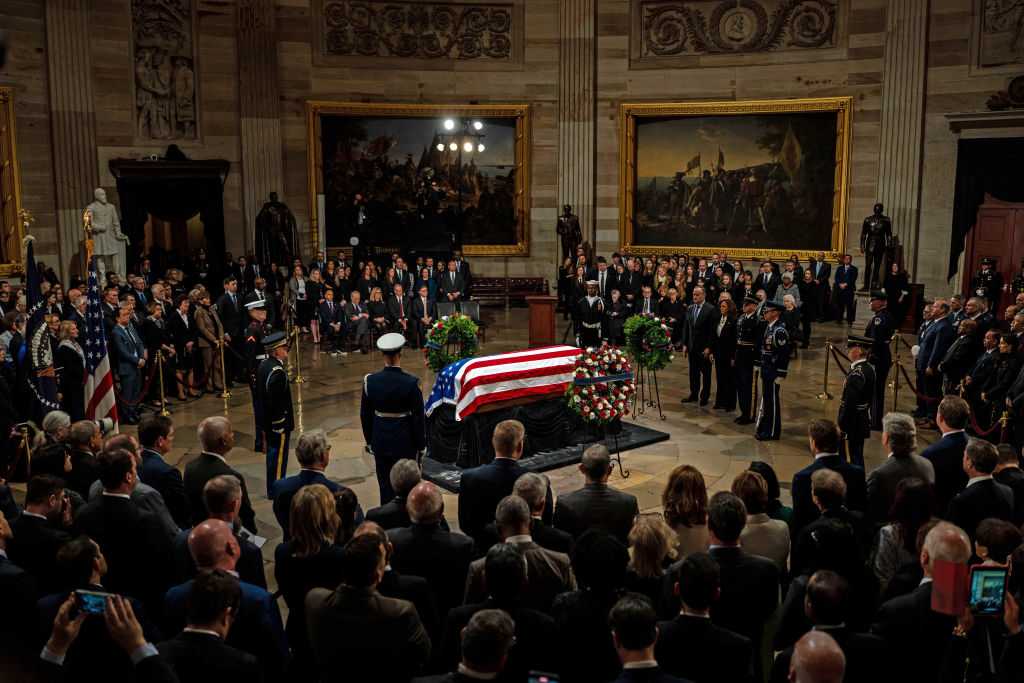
86;187;129;278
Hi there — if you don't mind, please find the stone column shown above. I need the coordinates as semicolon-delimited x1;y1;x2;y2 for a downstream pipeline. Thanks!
45;0;99;281
237;0;284;256
558;0;596;257
876;0;930;273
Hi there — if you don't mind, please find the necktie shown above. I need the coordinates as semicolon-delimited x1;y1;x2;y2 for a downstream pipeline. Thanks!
230;293;236;307
600;272;605;295
451;273;455;285
399;298;404;317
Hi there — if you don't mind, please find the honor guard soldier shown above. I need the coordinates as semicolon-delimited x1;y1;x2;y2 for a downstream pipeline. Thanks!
360;332;426;505
734;295;761;425
256;331;293;497
865;291;894;431
971;256;1003;311
755;301;790;441
839;335;876;468
576;280;604;348
244;297;272;452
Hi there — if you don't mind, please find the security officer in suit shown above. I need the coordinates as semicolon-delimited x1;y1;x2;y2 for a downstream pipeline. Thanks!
755;301;790;441
576;280;604;348
734;295;760;425
360;332;426;504
256;331;293;497
839;335;876;468
970;256;1002;311
244;297;272;452
864;290;894;431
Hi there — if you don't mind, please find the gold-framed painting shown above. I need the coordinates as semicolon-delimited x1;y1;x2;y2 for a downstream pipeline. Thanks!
0;86;26;277
306;101;531;257
619;96;853;260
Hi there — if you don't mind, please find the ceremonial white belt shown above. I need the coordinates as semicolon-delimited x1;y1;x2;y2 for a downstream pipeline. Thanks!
737;342;755;347
255;354;268;360
582;322;601;329
375;410;412;418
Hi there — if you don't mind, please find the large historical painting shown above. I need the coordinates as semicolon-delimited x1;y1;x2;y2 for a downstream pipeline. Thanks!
978;0;1024;69
131;0;199;141
620;98;851;258
307;103;530;256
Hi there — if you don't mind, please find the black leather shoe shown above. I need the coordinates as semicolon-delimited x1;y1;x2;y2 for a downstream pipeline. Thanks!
681;396;697;403
699;400;709;407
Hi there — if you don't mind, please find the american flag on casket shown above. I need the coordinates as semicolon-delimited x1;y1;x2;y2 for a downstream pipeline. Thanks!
425;345;581;421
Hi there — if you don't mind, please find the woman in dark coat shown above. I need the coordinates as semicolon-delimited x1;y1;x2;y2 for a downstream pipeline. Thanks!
883;261;911;330
713;298;737;411
141;301;177;405
798;269;819;349
169;294;200;399
657;287;686;346
55;320;86;421
981;333;1021;424
607;289;629;346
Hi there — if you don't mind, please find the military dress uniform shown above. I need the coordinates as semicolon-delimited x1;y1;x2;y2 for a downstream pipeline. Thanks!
755;303;790;441
734;299;761;424
838;337;876;469
256;332;293;497
576;290;605;348
971;257;1003;311
864;292;894;431
244;299;272;452
360;333;426;504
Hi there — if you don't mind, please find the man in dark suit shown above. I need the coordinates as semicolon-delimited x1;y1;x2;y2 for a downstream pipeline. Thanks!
7;474;71;595
64;420;102;500
791;470;872;577
365;458;448;531
994;443;1024;525
833;254;858;324
810;252;832;321
410;284;436;350
553;443;638;545
270;430;362;539
610;593;690;683
439;260;466;302
73;448;175;614
754;261;779;301
111;304;147;424
215;276;244;383
705;492;779;679
916;298;956;424
173;474;266;588
790;419;867;536
657;553;753;683
637;284;659;316
183;416;257;533
921;396;971;516
318;287;345;355
157;569;262;681
306;533;431;681
389;482;475;618
308;250;327;277
414;608;518;683
0;509;38;665
865;412;935;525
680;285;716;405
386;282;412;335
458;419;552;547
137;414;189;529
871;522;972;682
163;520;287;679
948;437;1015;538
477;471;573;554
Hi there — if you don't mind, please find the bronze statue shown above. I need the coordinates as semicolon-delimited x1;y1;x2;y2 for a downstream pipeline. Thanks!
556;204;582;265
860;202;892;291
255;192;298;268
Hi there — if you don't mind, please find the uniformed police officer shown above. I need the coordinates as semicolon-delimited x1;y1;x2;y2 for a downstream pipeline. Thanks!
244;297;272;452
864;290;894;431
734;295;760;425
839;335;876;468
256;331;293;497
360;332;426;504
576;280;604;348
971;256;1002;311
755;301;790;441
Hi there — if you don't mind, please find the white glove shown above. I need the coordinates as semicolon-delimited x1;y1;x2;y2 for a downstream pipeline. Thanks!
774;376;784;385
911;344;920;358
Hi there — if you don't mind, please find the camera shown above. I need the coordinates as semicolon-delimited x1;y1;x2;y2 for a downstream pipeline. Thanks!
94;417;116;436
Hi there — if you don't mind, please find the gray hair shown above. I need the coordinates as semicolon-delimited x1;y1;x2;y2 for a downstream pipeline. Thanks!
923;521;971;569
782;272;793;282
512;473;547;513
198;416;232;453
495;495;531;532
782;293;796;305
581;444;612;481
42;410;71;435
882;412;916;455
462;609;517;671
390;459;422;498
295;431;329;467
407;481;443;524
68;420;98;448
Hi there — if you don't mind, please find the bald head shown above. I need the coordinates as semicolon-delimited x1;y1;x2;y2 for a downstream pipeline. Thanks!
790;631;845;683
406;481;443;524
187;519;239;571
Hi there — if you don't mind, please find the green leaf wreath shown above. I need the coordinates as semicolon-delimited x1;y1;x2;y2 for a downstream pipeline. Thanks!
565;344;635;426
424;313;479;372
623;314;675;371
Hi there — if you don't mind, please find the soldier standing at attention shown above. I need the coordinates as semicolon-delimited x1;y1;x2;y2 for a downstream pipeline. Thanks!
577;280;604;348
971;256;1002;312
256;331;293;497
755;301;790;441
865;291;894;432
733;295;760;426
244;298;272;452
360;332;426;505
839;336;876;468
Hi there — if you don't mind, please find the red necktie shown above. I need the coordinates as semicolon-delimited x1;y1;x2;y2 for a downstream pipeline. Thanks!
399;299;404;317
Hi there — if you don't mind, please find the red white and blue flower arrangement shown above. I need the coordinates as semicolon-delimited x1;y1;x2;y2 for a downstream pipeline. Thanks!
566;343;636;426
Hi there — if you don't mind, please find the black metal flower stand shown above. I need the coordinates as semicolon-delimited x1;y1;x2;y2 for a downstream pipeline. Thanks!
632;364;665;420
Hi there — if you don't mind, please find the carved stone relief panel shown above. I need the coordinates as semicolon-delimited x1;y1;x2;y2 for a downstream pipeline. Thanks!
131;0;199;141
977;0;1024;69
635;0;840;64
313;1;522;68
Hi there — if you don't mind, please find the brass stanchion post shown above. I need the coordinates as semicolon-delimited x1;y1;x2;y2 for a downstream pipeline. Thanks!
219;336;231;399
291;327;305;384
156;351;170;417
817;340;833;400
891;333;901;412
20;425;32;480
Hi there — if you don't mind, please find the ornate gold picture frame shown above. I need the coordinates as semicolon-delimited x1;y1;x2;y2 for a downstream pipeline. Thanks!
619;96;852;260
306;101;531;256
0;86;26;277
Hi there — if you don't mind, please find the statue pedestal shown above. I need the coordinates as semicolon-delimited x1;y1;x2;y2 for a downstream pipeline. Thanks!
526;295;558;347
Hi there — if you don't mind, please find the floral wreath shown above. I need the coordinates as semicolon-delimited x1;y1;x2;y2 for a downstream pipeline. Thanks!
566;343;635;426
424;313;479;372
623;314;675;371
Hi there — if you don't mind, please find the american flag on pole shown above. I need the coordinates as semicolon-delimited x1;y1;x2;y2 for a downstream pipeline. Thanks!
83;256;118;424
425;345;580;421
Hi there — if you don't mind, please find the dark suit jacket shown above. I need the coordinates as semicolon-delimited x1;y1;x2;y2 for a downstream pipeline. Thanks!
183;452;257;533
790;454;867;536
215;292;244;336
172;527;265;588
318;300;343;327
8;513;71;595
410;295;436;323
707;546;780;656
438;271;466;299
378;568;441;649
458;458;553;545
613;667;690;683
476;517;574;556
871;582;965;682
769;626;886;683
111;324;146;376
680;301;717;354
754;273;779;299
440;598;557;679
918;316;955;372
0;554;37;657
157;631;262;683
833;264;858;293
921;431;969;516
139;449;189;529
269;469;362;540
464;540;575;611
947;478;1015;538
865;453;935;525
386;294;412;323
995;466;1024;526
388;522;475;618
655;614;752;683
552;482;639;545
305;585;431;681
